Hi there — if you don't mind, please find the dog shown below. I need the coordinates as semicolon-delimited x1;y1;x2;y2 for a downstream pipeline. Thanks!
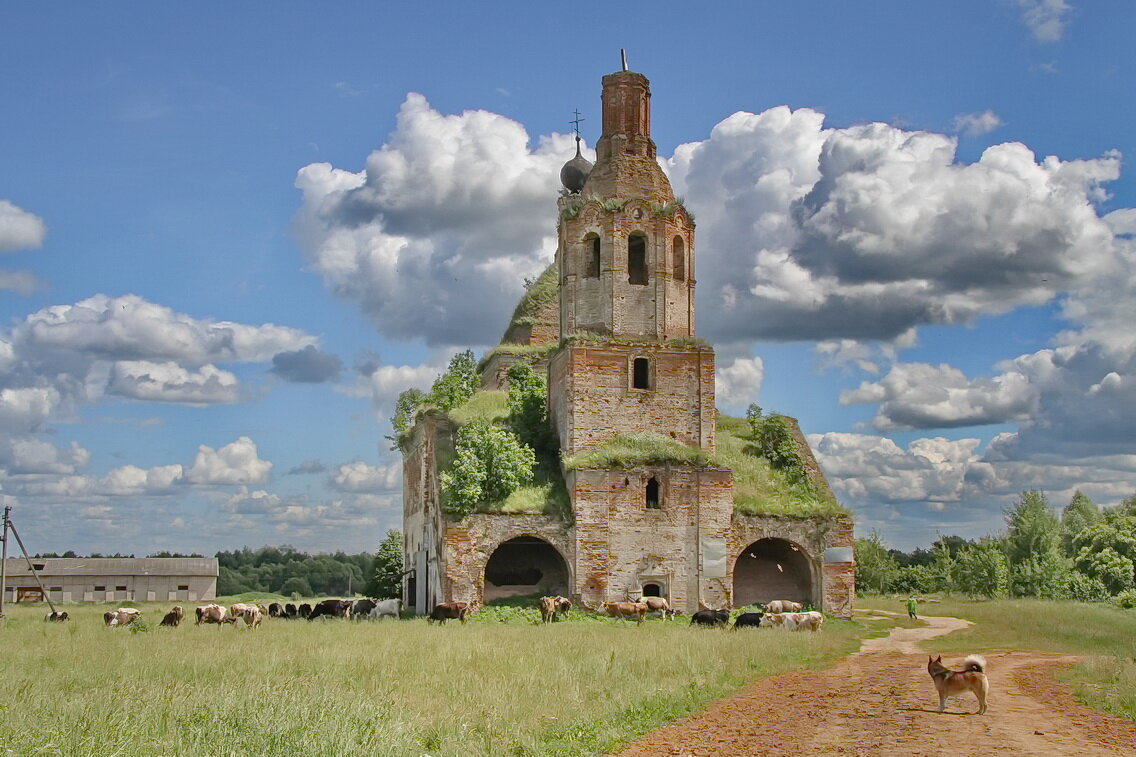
927;654;988;714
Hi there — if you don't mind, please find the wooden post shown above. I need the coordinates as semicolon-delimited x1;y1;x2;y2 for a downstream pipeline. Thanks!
0;506;10;617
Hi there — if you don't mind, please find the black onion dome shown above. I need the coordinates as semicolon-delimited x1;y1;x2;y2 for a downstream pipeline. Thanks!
560;138;592;193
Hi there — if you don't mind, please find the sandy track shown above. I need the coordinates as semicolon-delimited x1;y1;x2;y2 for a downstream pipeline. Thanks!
616;615;1136;756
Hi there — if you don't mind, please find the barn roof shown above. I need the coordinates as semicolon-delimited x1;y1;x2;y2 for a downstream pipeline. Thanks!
2;557;218;578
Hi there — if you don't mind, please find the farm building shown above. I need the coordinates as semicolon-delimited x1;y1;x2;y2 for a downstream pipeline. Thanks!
1;557;218;604
400;66;855;616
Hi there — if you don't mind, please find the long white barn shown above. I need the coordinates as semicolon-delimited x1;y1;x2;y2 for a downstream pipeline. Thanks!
2;557;218;603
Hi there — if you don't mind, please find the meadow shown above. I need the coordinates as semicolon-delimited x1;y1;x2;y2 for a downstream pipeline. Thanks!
0;600;892;756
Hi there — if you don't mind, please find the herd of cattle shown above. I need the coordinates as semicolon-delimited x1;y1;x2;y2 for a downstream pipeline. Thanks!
45;596;822;632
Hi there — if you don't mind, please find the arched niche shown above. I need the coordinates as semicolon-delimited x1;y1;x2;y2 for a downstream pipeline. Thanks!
483;536;570;602
732;538;813;607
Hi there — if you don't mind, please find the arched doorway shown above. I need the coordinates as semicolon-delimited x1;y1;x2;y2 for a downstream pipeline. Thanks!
483;536;570;601
732;538;813;607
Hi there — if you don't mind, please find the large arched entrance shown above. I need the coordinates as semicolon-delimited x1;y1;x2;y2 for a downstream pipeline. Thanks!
483;536;570;602
732;538;813;607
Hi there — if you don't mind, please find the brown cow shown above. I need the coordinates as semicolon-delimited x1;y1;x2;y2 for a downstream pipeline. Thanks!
762;611;823;631
642;596;673;619
241;605;263;628
103;607;141;627
765;600;804;614
195;603;235;627
160;606;184;627
428;602;471;625
539;596;571;623
603;601;648;624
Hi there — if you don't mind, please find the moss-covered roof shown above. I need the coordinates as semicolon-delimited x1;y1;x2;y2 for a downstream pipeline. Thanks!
563;432;717;470
503;263;558;334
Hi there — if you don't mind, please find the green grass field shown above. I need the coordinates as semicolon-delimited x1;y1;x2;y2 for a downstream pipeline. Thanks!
857;595;1136;723
0;601;893;756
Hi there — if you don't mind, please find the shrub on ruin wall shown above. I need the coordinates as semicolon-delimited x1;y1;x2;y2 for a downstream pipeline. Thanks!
440;419;536;518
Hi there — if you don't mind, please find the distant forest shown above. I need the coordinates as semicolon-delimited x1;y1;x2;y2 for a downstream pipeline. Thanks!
32;544;393;598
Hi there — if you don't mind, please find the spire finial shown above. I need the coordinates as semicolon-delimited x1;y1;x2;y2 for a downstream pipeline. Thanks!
620;49;629;71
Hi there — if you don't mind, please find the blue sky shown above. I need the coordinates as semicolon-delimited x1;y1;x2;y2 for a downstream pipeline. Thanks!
1;1;1133;554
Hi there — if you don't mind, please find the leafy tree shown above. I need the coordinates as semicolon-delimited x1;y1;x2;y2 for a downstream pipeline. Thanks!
1065;570;1110;602
430;350;480;411
366;530;404;599
854;532;899;594
507;362;555;456
441;419;535;517
389;387;427;447
744;404;811;488
1061;490;1101;555
1004;490;1068;598
953;539;1009;598
280;576;313;597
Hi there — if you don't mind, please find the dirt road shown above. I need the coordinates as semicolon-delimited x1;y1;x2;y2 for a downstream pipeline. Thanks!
617;614;1136;756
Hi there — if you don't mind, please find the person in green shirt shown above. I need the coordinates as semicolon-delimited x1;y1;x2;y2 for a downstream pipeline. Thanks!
906;596;918;619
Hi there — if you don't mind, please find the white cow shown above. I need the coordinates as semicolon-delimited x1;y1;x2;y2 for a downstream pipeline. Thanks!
367;598;402;620
765;600;804;614
762;611;823;632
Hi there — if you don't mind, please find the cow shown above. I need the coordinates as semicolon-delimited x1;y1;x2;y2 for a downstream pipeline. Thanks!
765;600;804;614
690;609;730;627
104;607;141;627
267;602;285;618
307;599;353;621
732;611;764;629
195;604;234;627
44;610;69;622
350;598;377;619
284;603;298;619
642;596;673;619
603;601;648;624
762;611;824;632
160;606;184;627
241;605;263;628
367;598;402;620
428;602;471;625
298;603;312;619
229;602;257;619
539;596;571;623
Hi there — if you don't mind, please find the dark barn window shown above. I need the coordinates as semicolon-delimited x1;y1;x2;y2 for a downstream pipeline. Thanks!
628;234;648;284
632;357;650;389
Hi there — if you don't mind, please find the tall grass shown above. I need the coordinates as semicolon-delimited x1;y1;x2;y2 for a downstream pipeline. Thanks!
0;602;889;756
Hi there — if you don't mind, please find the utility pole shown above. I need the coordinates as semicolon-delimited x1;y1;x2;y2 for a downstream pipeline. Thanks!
0;506;9;617
0;506;57;616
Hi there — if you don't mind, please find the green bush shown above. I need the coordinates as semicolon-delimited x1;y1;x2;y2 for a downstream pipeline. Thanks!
441;419;536;517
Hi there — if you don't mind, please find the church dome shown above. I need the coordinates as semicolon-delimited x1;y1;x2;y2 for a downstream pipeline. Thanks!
560;138;592;193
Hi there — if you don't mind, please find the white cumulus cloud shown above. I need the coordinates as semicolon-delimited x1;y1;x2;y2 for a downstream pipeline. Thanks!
185;437;272;485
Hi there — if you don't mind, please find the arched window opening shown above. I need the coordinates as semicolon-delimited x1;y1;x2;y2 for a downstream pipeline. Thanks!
732;538;813;607
673;236;685;280
642;582;662;597
628;234;648;285
483;536;570;602
586;236;601;278
645;477;661;509
632;357;650;390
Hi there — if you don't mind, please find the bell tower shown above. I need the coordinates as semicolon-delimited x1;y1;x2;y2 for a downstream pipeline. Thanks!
549;65;715;458
556;69;695;342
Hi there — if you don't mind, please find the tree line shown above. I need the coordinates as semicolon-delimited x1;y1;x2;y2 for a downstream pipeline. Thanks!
856;490;1136;605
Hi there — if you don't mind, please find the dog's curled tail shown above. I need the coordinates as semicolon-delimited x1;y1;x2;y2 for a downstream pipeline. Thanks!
963;654;987;673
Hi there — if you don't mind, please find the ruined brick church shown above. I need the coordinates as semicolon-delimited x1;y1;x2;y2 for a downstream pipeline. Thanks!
402;66;855;616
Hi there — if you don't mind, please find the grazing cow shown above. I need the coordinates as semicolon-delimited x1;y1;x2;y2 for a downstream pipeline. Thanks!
539;596;571;623
44;610;69;622
160;606;184;627
241;605;263;628
298;603;312;619
104;607;141;627
762;611;823;632
732;612;764;630
350;598;377;619
307;599;353;621
267;603;285;618
367;598;402;620
642;596;673;619
284;603;298;618
195;604;234;627
229;602;257;619
428;602;471;625
603;601;648;624
765;600;804;614
690;609;730;627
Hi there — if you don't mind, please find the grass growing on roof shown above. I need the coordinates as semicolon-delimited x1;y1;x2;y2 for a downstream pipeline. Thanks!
563;432;715;470
447;390;508;426
503;262;558;332
717;414;849;518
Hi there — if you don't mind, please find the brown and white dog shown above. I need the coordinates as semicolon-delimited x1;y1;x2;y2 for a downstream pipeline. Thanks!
927;655;988;714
